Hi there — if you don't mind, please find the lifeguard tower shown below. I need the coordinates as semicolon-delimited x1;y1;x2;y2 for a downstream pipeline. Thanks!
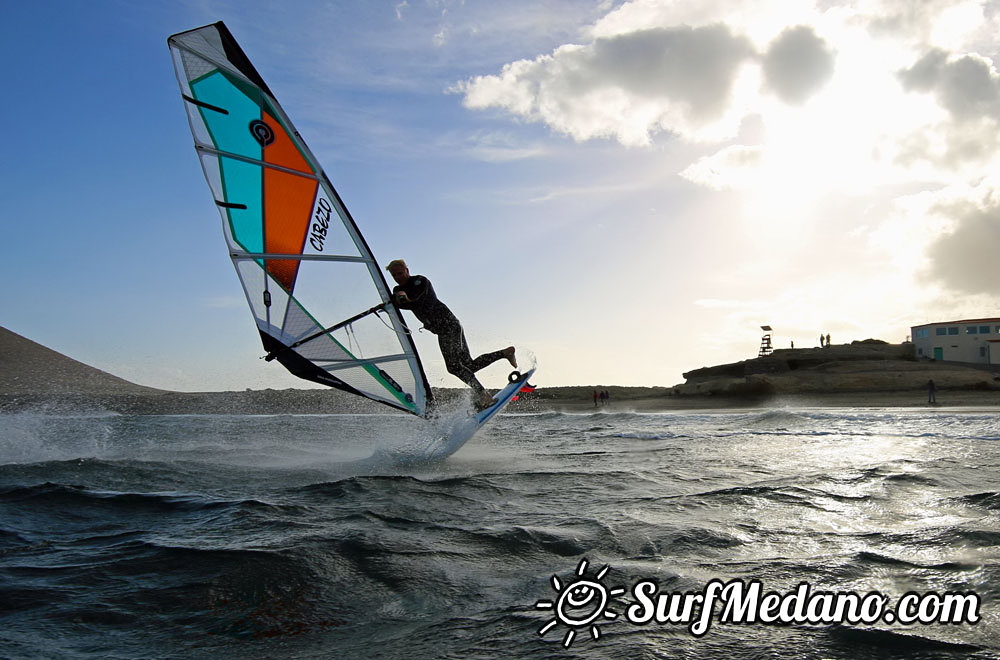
758;325;773;357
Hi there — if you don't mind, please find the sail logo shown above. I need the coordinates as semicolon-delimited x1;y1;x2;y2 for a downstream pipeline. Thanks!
249;119;275;147
309;197;333;252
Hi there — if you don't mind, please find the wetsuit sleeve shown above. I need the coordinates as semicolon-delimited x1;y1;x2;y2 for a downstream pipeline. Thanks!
397;275;437;309
393;277;432;309
407;276;432;302
392;285;412;309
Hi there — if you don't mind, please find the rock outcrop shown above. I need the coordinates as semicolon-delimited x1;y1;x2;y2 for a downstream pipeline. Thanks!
675;341;1000;397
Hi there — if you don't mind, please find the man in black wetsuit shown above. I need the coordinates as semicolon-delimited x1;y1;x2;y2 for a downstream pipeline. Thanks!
386;259;516;410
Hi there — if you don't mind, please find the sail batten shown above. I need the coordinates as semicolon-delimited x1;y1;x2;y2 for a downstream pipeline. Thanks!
313;354;413;370
169;21;432;416
194;144;323;180
182;94;229;114
231;253;371;263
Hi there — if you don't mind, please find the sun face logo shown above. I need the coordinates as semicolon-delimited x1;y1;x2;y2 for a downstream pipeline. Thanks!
535;558;625;647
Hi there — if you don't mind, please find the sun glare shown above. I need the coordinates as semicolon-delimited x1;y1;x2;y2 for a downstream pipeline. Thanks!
736;18;951;234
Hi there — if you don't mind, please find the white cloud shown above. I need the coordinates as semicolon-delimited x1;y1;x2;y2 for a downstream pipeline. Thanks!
679;145;764;189
861;0;993;52
899;49;1000;122
457;24;758;145
893;47;1000;173
456;1;999;181
588;0;819;44
761;25;836;104
923;179;1000;296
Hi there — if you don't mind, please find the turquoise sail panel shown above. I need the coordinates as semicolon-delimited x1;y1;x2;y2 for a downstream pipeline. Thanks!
191;71;263;159
191;72;265;255
218;158;264;255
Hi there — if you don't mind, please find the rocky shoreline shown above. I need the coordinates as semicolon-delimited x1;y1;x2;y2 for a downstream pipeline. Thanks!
674;341;1000;396
2;327;998;414
4;383;998;416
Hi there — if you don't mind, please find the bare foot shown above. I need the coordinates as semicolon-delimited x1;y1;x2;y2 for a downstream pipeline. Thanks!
503;346;517;368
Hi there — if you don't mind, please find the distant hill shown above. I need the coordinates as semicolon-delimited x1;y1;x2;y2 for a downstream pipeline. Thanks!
675;341;1000;396
0;326;164;396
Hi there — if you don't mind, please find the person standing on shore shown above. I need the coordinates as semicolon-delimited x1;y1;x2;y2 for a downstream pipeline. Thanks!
386;259;516;410
927;379;936;404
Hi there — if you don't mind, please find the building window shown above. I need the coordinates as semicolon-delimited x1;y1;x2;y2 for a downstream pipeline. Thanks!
948;327;959;335
936;328;947;336
981;326;992;334
916;328;929;339
967;326;978;334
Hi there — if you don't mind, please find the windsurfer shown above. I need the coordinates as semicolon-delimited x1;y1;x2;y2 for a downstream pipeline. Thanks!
386;259;516;410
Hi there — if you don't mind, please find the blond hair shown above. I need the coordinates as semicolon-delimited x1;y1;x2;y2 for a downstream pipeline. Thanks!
385;259;407;271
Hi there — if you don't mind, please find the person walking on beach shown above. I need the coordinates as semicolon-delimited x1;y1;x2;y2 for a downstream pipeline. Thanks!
927;379;936;404
387;259;516;410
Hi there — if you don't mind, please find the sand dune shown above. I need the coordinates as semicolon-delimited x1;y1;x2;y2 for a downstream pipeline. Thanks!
0;326;164;396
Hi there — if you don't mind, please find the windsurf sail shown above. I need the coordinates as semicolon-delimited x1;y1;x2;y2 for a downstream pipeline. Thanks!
168;22;432;416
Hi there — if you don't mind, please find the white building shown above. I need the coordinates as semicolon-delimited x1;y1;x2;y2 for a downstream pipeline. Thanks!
910;318;1000;366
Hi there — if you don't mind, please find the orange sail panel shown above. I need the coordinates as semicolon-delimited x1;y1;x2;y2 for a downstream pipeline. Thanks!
262;109;313;174
263;169;317;291
261;110;317;291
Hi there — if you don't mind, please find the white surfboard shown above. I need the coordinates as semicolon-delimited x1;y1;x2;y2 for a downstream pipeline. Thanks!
420;367;537;461
350;367;537;469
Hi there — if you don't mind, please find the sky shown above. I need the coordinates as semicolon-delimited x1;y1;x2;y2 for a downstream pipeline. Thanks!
3;0;999;392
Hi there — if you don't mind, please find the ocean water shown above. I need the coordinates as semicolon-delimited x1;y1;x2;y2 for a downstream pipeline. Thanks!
1;405;998;659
